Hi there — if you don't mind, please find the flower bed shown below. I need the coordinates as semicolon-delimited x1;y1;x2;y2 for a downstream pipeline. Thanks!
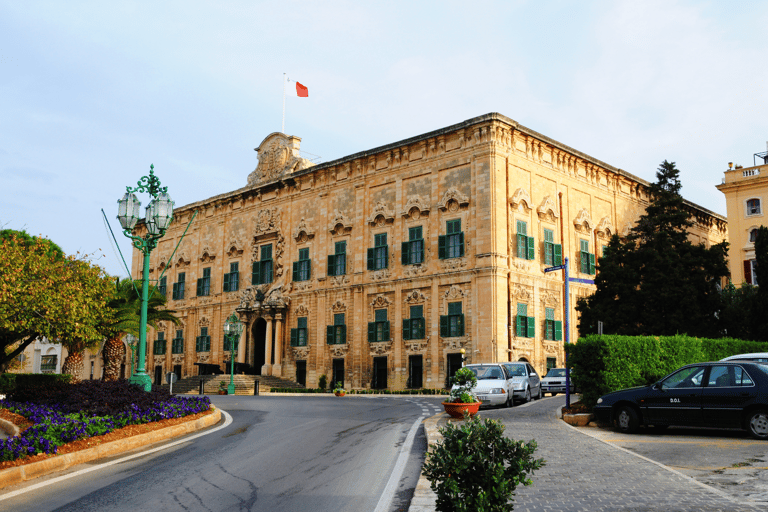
0;380;211;463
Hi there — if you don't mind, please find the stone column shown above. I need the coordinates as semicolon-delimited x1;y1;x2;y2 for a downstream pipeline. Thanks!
273;313;284;377
262;314;273;376
245;313;256;369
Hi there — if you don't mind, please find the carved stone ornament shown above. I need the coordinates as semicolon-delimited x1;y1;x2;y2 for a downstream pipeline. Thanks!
444;285;465;301
197;296;213;306
543;341;559;353
596;216;615;239
404;264;428;277
197;354;210;363
440;257;467;271
254;208;281;236
247;133;313;186
401;195;430;219
226;241;244;257
199;316;210;327
366;201;395;226
329;344;349;357
172;355;184;364
294;281;313;292
405;341;429;353
200;246;216;263
330;275;350;286
153;356;165;366
292;346;310;359
437;187;470;211
370;295;392;308
369;342;392;356
175;251;191;268
540;290;560;308
293;218;315;242
537;196;559;221
264;285;290;308
510;188;532;211
514;338;533;350
404;289;428;304
370;268;391;281
295;304;310;317
329;210;353;235
331;300;346;313
621;222;633;238
573;209;594;233
442;336;468;350
511;285;532;302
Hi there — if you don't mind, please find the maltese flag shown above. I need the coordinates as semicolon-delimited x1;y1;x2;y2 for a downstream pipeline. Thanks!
296;81;308;97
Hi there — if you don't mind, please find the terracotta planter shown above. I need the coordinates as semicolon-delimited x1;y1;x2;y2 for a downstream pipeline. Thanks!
334;391;346;397
562;413;593;426
442;401;481;419
218;390;227;395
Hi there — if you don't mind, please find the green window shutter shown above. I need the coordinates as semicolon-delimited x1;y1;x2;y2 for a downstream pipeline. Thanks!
527;316;535;338
196;279;202;296
403;319;411;340
223;273;230;292
339;325;346;344
326;325;334;344
382;246;389;268
440;315;448;337
517;233;526;258
252;261;260;285
458;232;465;257
368;322;376;343
527;236;535;260
367;248;375;270
438;235;446;259
290;328;297;346
401;241;408;265
327;255;335;276
555;320;563;341
383;321;390;341
554;244;562;266
307;260;312;279
292;261;299;281
457;315;465;336
516;315;524;337
589;253;596;274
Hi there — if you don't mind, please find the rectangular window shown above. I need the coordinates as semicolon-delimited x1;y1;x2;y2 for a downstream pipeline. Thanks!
171;330;184;354
515;220;535;260
172;273;186;300
252;244;274;285
579;239;596;274
223;262;240;292
290;317;308;347
543;229;562;266
544;307;562;341
439;219;465;259
153;332;167;355
402;226;424;265
747;198;762;216
546;357;557;371
515;303;535;338
440;302;465;338
745;259;758;285
195;327;211;352
293;247;311;282
157;276;167;297
403;304;425;340
368;309;390;342
328;241;347;276
40;355;58;372
326;313;347;345
196;267;211;296
367;233;389;270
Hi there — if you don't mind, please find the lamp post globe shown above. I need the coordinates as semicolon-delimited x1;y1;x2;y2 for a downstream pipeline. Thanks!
224;313;243;395
117;164;173;392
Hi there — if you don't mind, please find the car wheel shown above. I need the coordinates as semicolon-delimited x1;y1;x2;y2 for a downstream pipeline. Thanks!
523;387;531;403
536;386;542;400
616;406;640;434
747;410;768;440
551;392;558;396
505;392;513;408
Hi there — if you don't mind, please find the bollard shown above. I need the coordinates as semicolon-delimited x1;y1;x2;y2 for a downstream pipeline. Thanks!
199;379;205;395
254;381;259;395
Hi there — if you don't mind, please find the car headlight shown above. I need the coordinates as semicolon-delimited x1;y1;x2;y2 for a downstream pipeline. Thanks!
597;398;603;404
515;383;525;390
489;388;505;394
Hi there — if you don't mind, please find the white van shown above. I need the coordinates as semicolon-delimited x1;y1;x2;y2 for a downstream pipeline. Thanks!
720;352;768;363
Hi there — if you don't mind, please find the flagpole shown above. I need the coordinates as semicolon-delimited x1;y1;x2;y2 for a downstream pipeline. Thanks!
282;73;286;134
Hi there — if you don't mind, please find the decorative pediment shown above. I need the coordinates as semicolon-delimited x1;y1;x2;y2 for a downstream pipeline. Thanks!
621;222;634;238
405;340;429;353
573;209;594;233
199;316;210;327
369;295;392;308
540;291;560;308
254;208;281;237
401;195;431;219
444;285;465;301
404;289;428;304
437;187;470;211
197;354;210;363
293;218;315;242
295;304;309;317
537;196;559;220
510;188;532;211
200;246;216;263
511;285;532;303
247;133;313;186
596;216;615;239
329;344;349;357
367;201;395;226
329;210;353;235
226;241;244;258
292;346;310;359
331;300;346;313
369;342;392;356
175;252;191;268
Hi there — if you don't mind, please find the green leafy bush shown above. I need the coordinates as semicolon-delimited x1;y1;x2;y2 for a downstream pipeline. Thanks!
0;373;72;394
448;367;478;403
423;416;544;512
318;374;327;391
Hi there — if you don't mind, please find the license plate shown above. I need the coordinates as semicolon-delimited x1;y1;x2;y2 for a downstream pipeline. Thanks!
477;395;488;401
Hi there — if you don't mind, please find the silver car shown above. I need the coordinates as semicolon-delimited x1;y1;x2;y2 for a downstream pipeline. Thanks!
501;362;542;403
540;367;578;396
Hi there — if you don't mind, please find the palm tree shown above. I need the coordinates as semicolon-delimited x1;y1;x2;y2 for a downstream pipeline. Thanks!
101;279;180;381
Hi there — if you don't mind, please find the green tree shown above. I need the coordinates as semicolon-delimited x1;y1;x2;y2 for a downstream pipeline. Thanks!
577;161;729;337
754;226;768;341
0;231;114;373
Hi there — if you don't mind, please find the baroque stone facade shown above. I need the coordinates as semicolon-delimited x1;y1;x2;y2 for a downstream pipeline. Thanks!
131;113;727;390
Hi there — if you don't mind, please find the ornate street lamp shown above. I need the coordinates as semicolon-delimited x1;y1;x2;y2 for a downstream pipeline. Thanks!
117;165;174;391
223;312;243;395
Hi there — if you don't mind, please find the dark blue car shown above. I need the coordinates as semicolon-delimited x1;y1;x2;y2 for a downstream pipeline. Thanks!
593;361;768;439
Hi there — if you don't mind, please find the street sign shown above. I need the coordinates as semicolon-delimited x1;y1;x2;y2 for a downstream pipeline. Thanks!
568;277;595;285
166;372;178;384
544;265;566;273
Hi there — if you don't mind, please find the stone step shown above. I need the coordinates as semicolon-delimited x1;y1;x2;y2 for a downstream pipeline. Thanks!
157;374;304;395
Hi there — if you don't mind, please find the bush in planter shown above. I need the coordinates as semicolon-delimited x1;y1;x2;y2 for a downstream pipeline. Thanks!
318;374;328;391
447;367;478;403
423;416;545;512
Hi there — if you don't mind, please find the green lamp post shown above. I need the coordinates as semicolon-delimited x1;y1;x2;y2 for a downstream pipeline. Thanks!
223;312;244;395
117;165;174;391
125;333;138;377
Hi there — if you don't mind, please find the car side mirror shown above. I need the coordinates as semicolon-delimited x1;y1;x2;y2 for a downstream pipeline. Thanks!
530;373;536;377
652;382;662;391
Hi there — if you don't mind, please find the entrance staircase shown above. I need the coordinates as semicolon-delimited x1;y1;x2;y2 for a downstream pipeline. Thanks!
157;374;304;395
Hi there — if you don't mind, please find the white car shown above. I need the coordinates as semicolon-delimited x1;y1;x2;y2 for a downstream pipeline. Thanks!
721;353;768;363
540;367;577;396
457;364;513;407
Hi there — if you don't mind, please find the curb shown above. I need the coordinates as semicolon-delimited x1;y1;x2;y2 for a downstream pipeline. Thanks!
0;419;19;438
0;407;222;490
408;412;445;512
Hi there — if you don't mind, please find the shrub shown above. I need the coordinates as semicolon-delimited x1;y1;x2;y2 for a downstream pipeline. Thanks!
318;374;327;391
423;416;544;512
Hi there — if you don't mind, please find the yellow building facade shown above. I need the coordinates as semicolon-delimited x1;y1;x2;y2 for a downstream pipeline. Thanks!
131;113;727;390
716;152;768;286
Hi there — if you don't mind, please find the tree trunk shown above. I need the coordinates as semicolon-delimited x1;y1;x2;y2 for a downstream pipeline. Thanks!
62;351;84;382
101;334;125;381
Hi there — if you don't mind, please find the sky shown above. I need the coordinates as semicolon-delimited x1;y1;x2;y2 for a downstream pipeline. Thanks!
2;0;767;278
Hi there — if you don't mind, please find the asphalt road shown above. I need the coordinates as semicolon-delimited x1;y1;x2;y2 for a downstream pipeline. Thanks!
0;395;444;512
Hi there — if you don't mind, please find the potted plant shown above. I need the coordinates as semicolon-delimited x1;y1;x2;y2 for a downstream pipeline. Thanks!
218;381;227;395
442;367;481;418
423;415;545;512
333;382;345;397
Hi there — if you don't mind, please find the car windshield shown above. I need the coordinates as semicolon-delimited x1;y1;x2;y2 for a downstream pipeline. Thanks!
469;366;504;379
505;365;527;377
545;369;566;378
754;363;768;376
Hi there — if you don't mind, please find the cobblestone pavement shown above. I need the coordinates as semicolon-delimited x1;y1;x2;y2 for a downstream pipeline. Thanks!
410;396;764;512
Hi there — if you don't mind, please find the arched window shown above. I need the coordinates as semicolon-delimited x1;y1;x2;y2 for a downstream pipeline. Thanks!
746;198;762;216
750;229;758;243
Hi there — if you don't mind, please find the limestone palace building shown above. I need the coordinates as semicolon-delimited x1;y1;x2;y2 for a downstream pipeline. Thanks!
130;113;727;390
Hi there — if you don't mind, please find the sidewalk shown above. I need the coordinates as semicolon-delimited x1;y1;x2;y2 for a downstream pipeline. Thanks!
409;397;762;512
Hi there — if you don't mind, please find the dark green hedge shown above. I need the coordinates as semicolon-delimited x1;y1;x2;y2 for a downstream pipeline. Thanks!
0;373;73;394
268;387;448;395
566;335;768;409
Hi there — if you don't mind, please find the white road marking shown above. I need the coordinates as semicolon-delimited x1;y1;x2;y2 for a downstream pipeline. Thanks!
373;415;424;512
0;409;234;502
